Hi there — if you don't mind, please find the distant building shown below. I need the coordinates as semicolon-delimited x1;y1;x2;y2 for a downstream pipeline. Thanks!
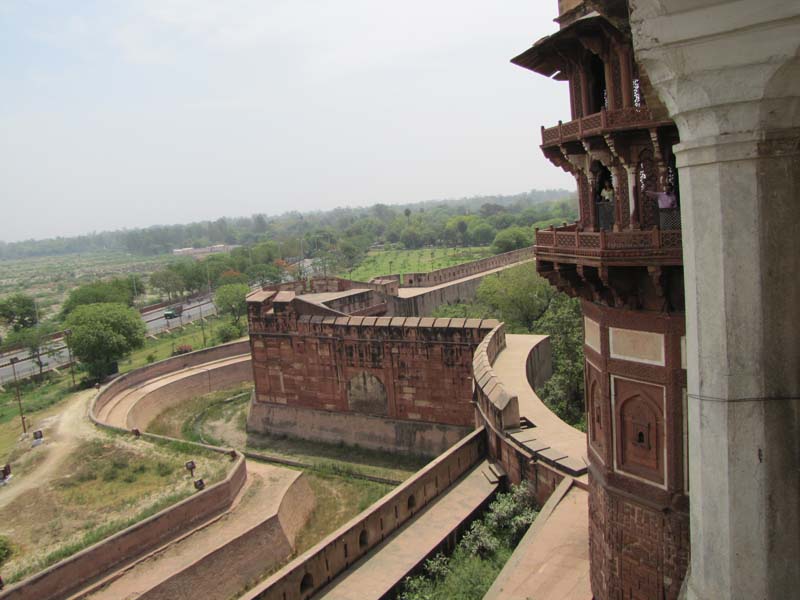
171;244;239;259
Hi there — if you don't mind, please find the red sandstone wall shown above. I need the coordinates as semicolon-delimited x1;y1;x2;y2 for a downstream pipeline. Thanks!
249;315;498;429
127;358;252;430
247;401;470;457
240;429;487;600
137;474;315;600
472;328;585;506
395;246;535;288
93;340;250;419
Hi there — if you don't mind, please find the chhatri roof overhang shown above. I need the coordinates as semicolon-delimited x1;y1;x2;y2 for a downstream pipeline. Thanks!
510;12;626;79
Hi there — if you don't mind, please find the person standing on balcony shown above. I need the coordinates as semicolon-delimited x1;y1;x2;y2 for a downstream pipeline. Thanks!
645;183;677;209
600;179;615;202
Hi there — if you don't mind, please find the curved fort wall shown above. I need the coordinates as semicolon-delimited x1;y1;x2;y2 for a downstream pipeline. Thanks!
473;326;586;507
386;246;535;288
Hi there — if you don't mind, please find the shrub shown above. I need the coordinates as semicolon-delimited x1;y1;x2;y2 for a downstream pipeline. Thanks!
215;322;242;344
0;535;12;567
156;462;172;477
172;344;193;356
145;353;157;364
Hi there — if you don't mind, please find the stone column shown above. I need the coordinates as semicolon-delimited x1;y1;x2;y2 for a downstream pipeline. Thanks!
625;166;638;228
629;1;800;598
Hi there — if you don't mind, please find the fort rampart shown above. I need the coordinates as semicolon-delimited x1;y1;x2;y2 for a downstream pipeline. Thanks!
92;339;251;419
247;312;498;455
384;246;535;288
473;327;583;506
240;427;487;600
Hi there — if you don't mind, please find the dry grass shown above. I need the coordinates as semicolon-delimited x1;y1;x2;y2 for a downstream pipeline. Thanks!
0;433;229;583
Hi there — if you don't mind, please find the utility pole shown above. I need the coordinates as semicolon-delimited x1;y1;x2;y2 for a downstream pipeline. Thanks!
64;329;76;387
9;358;26;434
199;304;207;347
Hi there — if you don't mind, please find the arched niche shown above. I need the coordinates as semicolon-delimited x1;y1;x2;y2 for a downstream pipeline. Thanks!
347;371;388;416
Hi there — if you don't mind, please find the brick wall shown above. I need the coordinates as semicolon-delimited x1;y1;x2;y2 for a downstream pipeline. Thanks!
248;314;499;429
392;246;535;288
588;475;689;600
240;428;487;600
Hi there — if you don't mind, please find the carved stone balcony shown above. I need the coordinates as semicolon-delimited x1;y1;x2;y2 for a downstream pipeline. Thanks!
540;107;670;148
535;224;682;266
534;224;684;309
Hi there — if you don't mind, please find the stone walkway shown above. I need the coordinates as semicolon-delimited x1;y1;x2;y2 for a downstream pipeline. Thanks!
316;461;498;599
492;334;587;469
396;260;534;298
484;478;591;600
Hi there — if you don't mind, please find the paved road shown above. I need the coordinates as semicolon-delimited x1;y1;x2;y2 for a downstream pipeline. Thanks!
0;296;217;385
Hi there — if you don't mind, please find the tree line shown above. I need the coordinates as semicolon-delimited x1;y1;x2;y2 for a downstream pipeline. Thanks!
0;189;574;259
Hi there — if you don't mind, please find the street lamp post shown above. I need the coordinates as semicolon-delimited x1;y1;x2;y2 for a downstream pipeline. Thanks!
199;304;207;347
64;329;76;387
9;357;26;434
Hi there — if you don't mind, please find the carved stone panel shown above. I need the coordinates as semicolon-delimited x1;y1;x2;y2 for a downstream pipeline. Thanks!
613;376;665;486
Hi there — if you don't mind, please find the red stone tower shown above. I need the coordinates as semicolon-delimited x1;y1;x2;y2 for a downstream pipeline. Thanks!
512;2;689;598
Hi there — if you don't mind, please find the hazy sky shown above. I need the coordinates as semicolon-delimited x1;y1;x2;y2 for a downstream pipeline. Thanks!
0;0;574;243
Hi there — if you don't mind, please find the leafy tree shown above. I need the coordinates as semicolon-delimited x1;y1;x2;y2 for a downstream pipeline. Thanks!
3;324;57;377
400;227;423;249
215;322;244;344
214;284;249;325
534;294;585;428
468;222;497;246
404;208;412;225
61;277;142;316
492;226;533;253
149;269;185;300
476;265;555;332
246;264;282;286
0;293;38;331
65;303;146;379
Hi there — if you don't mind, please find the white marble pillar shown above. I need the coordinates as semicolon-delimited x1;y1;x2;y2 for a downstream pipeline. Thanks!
628;1;800;598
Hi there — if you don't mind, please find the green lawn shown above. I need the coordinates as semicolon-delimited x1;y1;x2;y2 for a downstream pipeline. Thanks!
343;247;493;283
120;316;232;372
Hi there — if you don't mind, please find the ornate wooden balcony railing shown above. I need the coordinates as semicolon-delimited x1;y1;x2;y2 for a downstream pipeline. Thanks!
535;224;682;261
541;106;668;147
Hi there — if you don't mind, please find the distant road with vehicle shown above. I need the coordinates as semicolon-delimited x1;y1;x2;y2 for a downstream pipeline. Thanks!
0;295;217;385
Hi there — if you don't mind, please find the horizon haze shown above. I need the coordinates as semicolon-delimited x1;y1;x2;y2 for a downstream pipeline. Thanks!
0;1;575;243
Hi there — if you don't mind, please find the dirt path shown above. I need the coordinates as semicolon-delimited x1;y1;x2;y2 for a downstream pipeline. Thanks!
0;389;96;510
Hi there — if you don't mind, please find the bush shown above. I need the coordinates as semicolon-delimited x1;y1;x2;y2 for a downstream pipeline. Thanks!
172;344;193;356
399;483;537;600
0;535;13;567
145;353;157;364
215;322;242;344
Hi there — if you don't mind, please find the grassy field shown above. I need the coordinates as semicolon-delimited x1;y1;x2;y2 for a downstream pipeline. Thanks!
0;251;172;319
294;473;392;554
343;247;493;283
0;373;76;460
0;430;230;583
120;316;232;373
